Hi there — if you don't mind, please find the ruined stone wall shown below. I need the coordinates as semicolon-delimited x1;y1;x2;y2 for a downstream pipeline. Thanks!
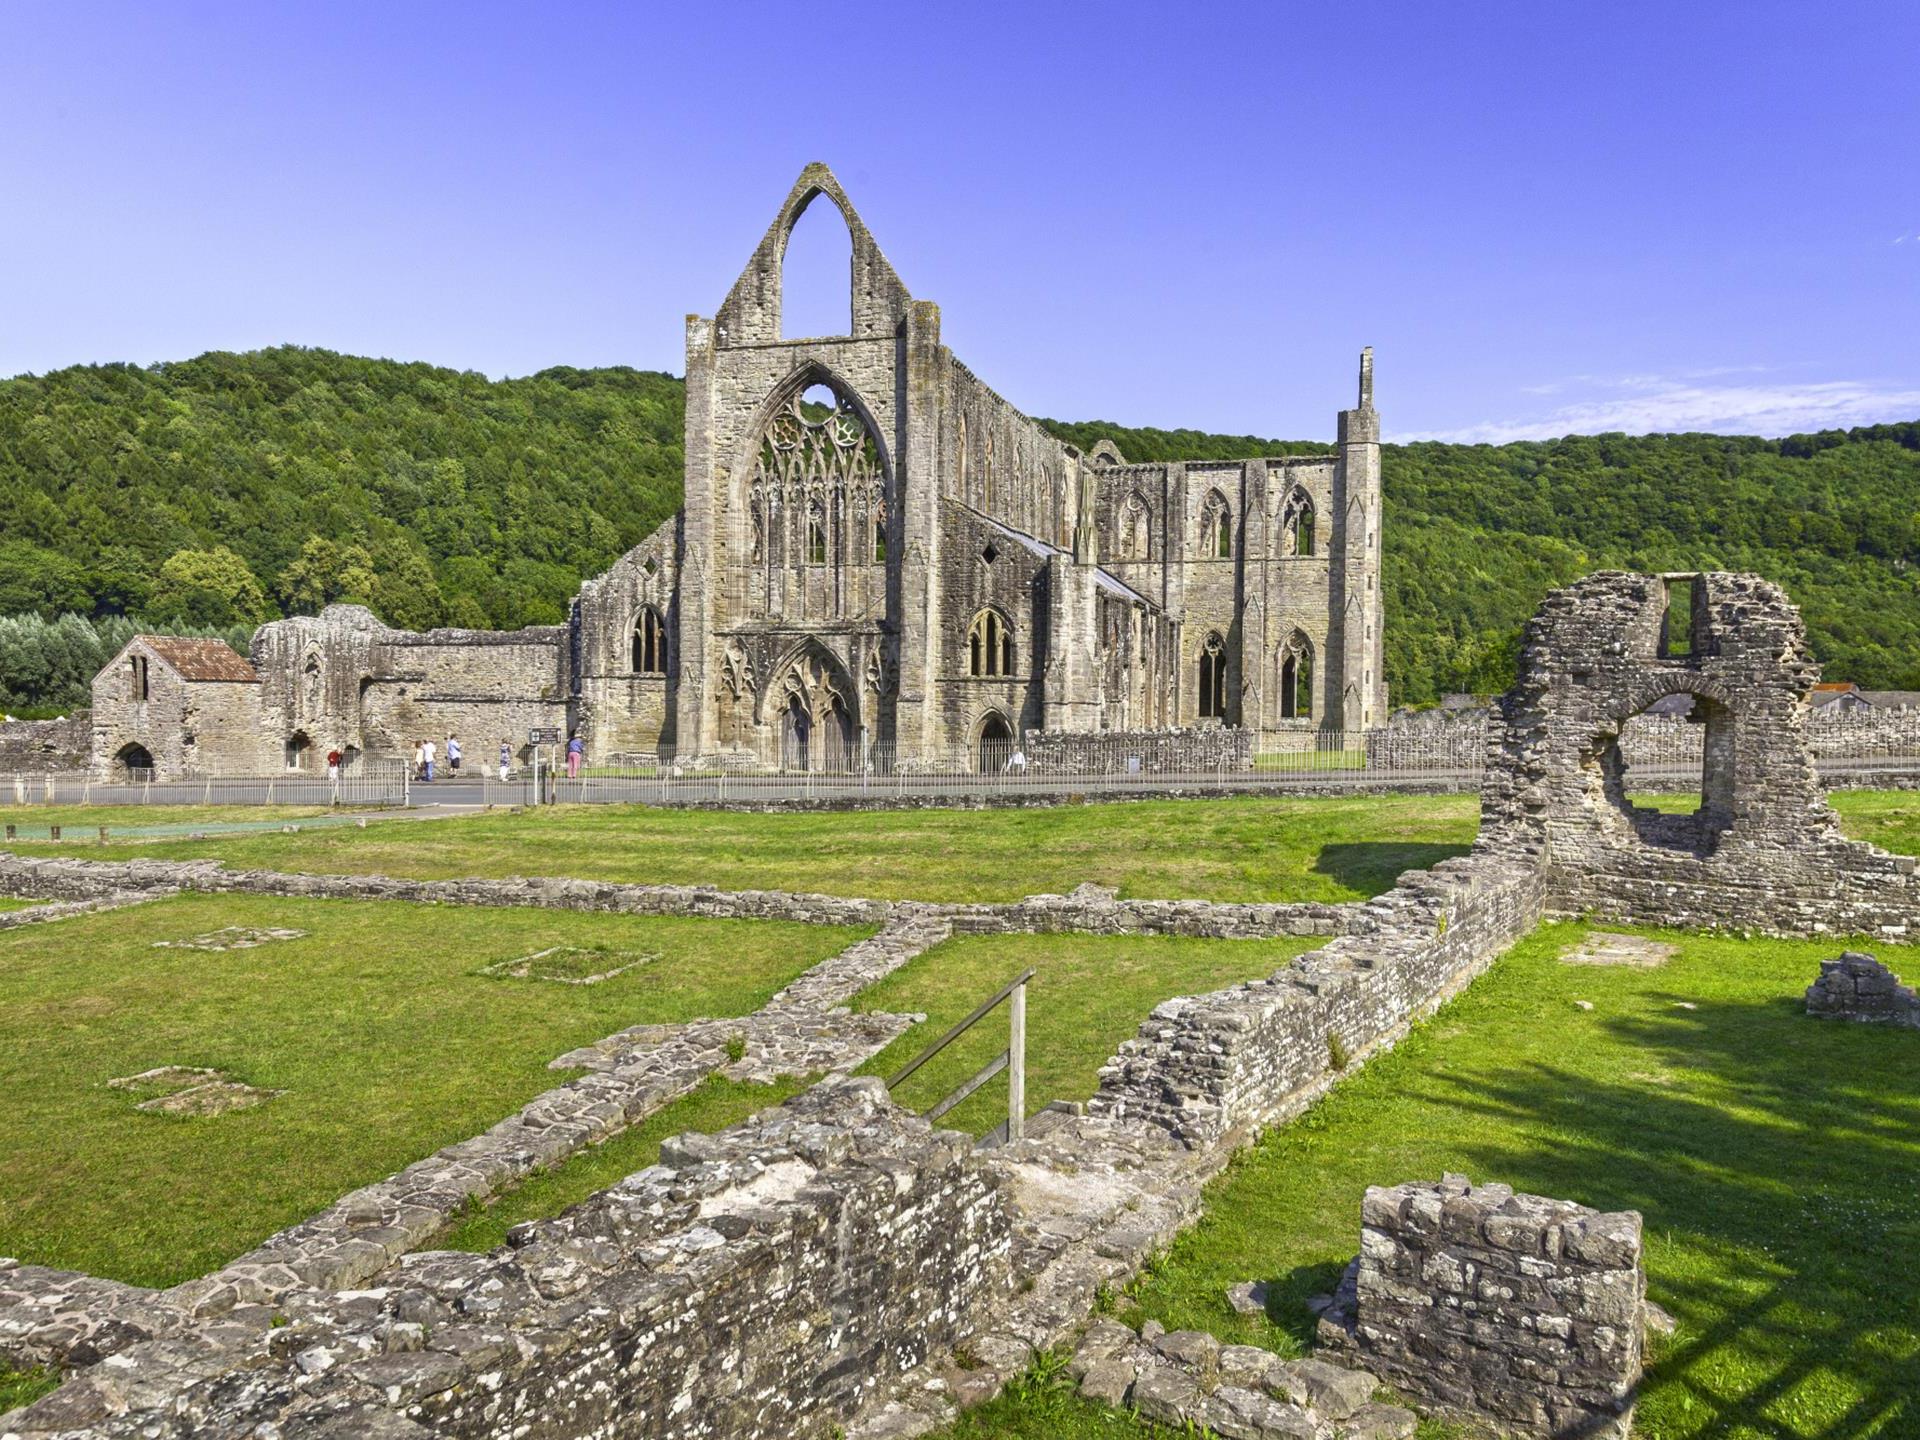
0;712;89;773
2;1079;1012;1440
1483;571;1920;937
575;519;680;759
1089;852;1547;1147
1322;1175;1645;1439
934;503;1050;747
1018;725;1252;775
359;629;568;761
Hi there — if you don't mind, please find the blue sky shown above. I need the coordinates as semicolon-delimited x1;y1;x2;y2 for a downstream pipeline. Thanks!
3;1;1916;442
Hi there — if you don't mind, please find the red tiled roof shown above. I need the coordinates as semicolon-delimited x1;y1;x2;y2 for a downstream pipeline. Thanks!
139;636;258;683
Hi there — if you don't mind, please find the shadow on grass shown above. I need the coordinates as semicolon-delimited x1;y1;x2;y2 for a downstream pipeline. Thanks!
1393;996;1920;1437
1311;841;1472;898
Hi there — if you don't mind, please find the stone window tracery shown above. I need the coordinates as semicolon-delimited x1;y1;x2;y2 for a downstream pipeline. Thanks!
1283;489;1317;557
968;609;1014;678
1120;492;1150;561
746;376;886;615
1202;490;1232;559
633;606;668;675
1280;631;1314;719
1199;631;1228;719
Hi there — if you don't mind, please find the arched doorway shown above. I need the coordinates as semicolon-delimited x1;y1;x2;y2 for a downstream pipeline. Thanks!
771;643;858;773
780;694;812;771
115;743;154;781
974;713;1014;773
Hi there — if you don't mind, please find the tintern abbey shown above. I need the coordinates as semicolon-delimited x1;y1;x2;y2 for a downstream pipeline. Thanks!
90;165;1386;777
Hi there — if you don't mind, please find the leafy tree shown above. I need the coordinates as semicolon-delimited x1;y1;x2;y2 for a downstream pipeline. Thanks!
149;547;271;627
277;536;377;614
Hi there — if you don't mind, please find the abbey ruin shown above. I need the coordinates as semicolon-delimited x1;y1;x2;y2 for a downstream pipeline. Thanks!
85;164;1386;780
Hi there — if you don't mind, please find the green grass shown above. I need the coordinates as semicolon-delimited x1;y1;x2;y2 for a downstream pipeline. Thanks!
8;789;1913;905
0;893;863;1286
437;1074;809;1252
959;921;1920;1439
2;795;1483;904
855;933;1322;1136
0;804;334;837
0;1365;59;1414
0;897;39;913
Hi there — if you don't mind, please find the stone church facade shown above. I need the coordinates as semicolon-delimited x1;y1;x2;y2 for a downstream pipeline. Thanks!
90;164;1385;778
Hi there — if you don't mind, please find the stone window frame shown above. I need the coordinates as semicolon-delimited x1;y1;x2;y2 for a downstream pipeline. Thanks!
632;606;669;676
1279;630;1315;720
967;608;1016;679
1200;488;1233;559
1198;630;1229;719
1282;487;1317;557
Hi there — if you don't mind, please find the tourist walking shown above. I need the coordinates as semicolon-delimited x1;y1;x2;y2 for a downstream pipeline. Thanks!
326;748;342;783
499;739;512;783
566;732;583;779
446;733;461;775
412;740;425;781
423;737;436;783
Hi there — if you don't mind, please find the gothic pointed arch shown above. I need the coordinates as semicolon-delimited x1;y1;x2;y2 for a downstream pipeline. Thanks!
1200;488;1233;559
735;365;891;622
1118;490;1151;561
1198;630;1229;720
1278;629;1315;720
966;607;1016;678
632;605;668;675
1282;486;1317;557
767;639;858;771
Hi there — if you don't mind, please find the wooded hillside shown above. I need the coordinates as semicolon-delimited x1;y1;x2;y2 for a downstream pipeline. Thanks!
3;348;1916;713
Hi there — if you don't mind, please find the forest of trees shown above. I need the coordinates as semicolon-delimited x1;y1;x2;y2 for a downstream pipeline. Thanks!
2;347;1917;714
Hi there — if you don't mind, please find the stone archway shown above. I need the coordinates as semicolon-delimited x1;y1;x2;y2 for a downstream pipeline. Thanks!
769;643;857;772
115;743;154;781
973;712;1014;774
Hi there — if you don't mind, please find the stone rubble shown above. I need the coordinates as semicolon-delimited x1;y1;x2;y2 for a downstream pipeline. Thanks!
1805;950;1920;1028
151;925;308;951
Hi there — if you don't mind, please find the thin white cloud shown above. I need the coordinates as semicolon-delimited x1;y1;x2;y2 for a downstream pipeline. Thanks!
1398;376;1920;445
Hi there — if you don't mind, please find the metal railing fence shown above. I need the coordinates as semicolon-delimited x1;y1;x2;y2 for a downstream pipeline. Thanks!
6;726;1920;813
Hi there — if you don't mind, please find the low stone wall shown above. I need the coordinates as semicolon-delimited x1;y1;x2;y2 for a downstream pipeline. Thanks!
1806;950;1920;1028
1320;1175;1646;1440
5;1079;1012;1440
1088;852;1547;1147
1019;726;1252;774
0;713;90;774
950;882;1352;940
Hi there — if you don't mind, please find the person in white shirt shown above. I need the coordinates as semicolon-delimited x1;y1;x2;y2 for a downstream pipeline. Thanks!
499;739;512;783
446;734;462;775
423;738;436;783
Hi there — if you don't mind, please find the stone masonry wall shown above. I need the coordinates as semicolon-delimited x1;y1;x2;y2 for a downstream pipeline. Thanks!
1805;950;1920;1028
1088;852;1546;1147
0;713;89;774
1321;1175;1645;1440
3;1079;1012;1440
1020;725;1252;775
1482;571;1920;938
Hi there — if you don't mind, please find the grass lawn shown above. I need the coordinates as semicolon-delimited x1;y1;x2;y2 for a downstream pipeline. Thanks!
6;789;1913;906
0;805;335;841
854;933;1323;1136
0;893;863;1287
0;897;39;913
1;795;1483;904
952;921;1920;1440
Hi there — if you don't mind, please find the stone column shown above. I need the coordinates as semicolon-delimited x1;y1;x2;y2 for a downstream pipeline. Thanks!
1333;348;1383;732
673;315;718;756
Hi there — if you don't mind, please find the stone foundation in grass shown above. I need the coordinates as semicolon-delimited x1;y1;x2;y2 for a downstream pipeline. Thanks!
1805;950;1920;1028
1318;1175;1647;1440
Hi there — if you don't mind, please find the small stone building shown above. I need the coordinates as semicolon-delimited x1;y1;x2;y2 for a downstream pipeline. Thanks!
89;164;1386;777
90;636;261;779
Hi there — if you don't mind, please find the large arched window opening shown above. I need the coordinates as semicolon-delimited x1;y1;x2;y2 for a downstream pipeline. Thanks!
807;504;828;565
780;193;853;340
1120;493;1150;561
1279;633;1314;719
1283;491;1317;557
632;606;668;675
1198;631;1228;719
115;743;154;780
1202;490;1233;559
968;609;1015;678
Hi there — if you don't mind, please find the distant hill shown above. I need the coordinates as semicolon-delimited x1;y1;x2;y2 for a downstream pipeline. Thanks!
2;347;1917;713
